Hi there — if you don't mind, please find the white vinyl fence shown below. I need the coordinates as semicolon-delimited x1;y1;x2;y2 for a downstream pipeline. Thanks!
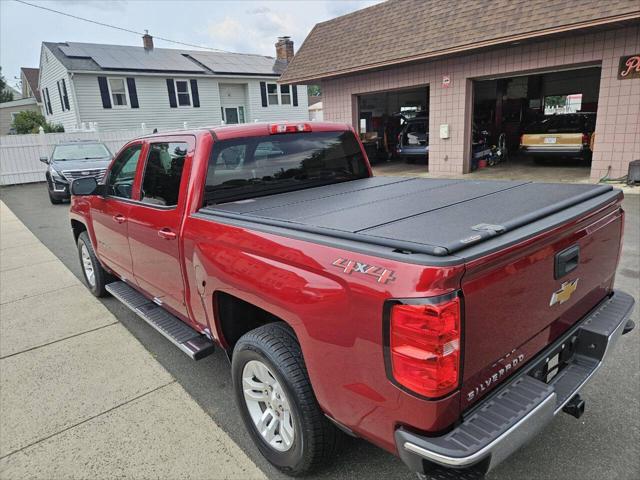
0;128;150;185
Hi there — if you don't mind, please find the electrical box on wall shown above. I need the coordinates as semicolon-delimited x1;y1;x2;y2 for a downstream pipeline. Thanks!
439;124;450;139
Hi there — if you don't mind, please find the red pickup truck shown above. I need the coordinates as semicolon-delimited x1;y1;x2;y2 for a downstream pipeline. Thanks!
69;122;634;479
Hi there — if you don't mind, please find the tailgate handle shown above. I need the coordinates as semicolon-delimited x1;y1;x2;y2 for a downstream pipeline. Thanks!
555;245;580;279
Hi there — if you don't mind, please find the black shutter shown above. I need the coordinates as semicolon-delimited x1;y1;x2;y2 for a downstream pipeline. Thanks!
190;79;200;108
166;79;177;108
61;79;70;110
57;81;63;111
126;78;139;108
98;77;112;109
292;85;298;107
260;81;267;107
45;88;52;114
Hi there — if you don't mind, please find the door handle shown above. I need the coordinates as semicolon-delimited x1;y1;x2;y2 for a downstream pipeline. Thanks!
112;214;126;224
158;228;177;240
555;245;580;279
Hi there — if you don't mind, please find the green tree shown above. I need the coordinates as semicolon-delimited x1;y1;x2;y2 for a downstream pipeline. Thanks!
0;67;15;103
544;95;567;108
11;110;64;134
307;84;321;97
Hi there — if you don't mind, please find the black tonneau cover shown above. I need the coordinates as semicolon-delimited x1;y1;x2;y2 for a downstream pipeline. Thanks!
205;177;614;256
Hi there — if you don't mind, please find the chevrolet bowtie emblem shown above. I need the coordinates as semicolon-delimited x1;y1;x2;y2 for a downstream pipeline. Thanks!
550;279;579;306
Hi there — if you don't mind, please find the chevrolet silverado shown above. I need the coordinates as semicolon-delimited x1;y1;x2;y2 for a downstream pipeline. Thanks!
69;122;635;479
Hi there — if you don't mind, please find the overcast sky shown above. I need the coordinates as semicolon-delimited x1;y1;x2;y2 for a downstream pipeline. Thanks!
1;0;381;90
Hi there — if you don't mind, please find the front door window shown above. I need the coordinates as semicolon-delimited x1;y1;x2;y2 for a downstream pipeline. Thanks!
106;145;142;199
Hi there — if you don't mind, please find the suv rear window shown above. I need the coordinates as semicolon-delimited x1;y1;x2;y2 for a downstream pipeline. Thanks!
203;131;369;205
405;120;427;135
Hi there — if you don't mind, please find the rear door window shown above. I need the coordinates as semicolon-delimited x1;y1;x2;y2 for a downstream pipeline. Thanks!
140;142;188;207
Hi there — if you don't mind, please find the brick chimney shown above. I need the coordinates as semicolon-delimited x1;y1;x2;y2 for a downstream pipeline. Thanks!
275;36;294;63
143;30;154;50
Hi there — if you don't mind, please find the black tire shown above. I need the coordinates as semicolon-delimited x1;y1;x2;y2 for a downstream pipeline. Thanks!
47;177;63;204
232;323;338;476
77;231;110;297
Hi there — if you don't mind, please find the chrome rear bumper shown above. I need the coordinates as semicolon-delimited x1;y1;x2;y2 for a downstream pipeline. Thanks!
396;290;635;476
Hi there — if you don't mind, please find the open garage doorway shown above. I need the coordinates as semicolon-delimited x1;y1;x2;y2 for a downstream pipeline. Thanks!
470;66;600;181
357;86;428;164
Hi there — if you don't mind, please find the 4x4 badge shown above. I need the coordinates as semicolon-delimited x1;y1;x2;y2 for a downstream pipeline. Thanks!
331;258;396;284
550;278;579;306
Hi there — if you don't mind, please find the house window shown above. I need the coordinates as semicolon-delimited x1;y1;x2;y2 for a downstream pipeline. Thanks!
267;83;279;105
175;80;191;107
57;79;70;111
108;78;128;107
238;106;245;123
280;85;291;105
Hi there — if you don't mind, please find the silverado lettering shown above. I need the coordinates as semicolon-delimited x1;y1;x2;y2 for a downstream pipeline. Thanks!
69;121;634;479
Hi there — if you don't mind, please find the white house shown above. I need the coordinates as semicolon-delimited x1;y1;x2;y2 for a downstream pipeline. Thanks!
37;35;308;132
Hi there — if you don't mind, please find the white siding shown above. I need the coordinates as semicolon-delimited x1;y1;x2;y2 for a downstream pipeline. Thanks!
73;74;223;131
247;80;309;123
39;45;78;130
219;84;247;109
70;73;309;132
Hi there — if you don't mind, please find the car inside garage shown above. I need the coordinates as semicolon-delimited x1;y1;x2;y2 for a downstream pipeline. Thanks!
357;86;429;164
471;66;601;177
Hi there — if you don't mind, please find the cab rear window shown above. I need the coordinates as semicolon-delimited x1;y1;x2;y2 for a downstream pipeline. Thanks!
203;131;369;206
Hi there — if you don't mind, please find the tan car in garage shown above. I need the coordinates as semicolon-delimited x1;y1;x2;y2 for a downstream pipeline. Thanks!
520;113;596;161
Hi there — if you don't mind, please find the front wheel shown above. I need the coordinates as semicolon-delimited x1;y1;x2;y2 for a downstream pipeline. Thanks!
47;177;63;204
77;231;110;297
232;323;338;476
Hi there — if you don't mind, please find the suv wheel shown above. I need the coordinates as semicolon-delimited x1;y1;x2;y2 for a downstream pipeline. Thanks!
77;231;110;297
232;323;338;476
47;177;63;204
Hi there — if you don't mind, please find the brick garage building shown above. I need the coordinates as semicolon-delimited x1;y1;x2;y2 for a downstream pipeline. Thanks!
280;0;640;181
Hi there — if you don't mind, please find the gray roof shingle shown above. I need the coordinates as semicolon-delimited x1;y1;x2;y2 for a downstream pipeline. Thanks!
20;67;41;102
280;0;640;83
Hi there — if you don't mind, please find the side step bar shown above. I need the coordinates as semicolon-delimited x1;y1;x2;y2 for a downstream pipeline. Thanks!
106;281;214;360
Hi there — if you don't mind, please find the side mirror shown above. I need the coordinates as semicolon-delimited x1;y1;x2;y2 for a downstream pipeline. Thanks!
71;177;98;196
39;156;49;164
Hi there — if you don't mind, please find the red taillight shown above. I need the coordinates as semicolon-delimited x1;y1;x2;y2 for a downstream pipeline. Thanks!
582;133;590;145
389;297;461;398
269;123;312;134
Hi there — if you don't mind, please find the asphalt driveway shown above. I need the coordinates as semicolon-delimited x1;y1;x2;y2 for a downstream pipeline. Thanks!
1;183;638;480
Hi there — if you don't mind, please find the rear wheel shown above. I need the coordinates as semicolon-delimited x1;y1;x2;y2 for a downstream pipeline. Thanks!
232;323;338;476
77;231;110;297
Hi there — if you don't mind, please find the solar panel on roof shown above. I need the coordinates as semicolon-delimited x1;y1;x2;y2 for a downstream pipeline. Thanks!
60;42;205;73
189;52;277;75
59;44;92;58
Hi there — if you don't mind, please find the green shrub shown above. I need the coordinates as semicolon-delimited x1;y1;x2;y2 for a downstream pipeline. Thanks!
11;110;64;134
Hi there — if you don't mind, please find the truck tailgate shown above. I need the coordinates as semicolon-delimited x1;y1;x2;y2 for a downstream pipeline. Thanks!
459;196;624;409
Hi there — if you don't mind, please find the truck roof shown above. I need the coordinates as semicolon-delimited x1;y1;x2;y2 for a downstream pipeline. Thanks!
138;121;352;141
